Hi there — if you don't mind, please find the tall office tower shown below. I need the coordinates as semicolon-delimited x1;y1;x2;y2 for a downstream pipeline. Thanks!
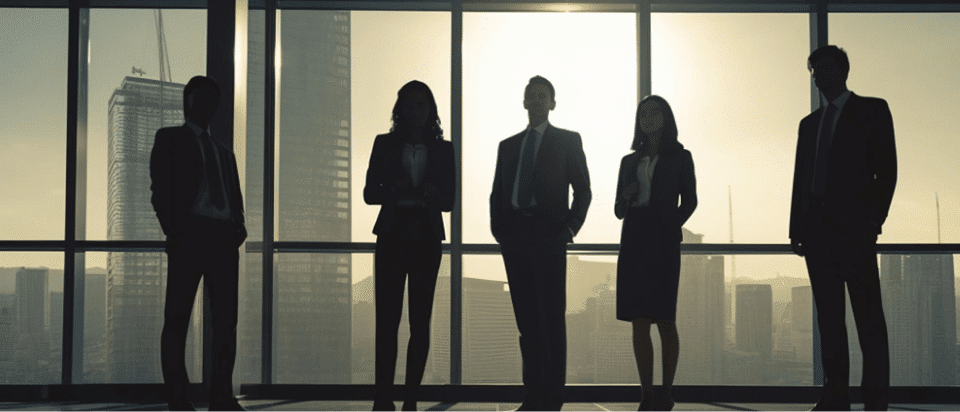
15;267;52;383
0;307;14;382
105;76;202;383
881;254;956;385
268;10;352;384
675;228;725;384
568;282;635;384
791;286;813;365
735;283;772;357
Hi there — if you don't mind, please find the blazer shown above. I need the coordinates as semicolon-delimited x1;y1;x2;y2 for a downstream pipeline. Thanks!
490;124;592;243
789;93;897;242
363;132;456;240
149;124;246;246
614;147;697;243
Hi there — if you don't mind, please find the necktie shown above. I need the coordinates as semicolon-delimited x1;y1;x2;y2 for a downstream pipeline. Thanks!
812;103;837;197
199;131;226;209
516;129;539;209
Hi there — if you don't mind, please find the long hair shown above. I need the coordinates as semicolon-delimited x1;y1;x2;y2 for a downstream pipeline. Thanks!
631;95;679;155
390;80;444;140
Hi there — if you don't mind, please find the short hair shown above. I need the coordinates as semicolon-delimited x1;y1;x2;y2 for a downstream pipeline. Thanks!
808;45;850;77
390;80;444;140
632;95;679;153
182;75;221;111
526;75;555;101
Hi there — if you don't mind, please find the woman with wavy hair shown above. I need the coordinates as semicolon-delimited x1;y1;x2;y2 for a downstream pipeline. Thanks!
615;95;697;411
364;80;455;411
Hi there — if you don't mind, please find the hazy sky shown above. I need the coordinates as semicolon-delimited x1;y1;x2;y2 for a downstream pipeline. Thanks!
2;9;960;281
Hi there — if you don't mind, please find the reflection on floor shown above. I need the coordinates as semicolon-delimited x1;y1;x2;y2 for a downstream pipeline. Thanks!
0;401;954;411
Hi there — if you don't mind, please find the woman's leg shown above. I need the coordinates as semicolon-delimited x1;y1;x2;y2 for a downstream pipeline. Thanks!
402;235;442;409
657;320;679;407
632;317;655;402
374;236;407;409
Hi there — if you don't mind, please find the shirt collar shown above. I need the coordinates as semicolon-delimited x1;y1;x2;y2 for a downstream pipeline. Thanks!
528;120;550;136
184;118;210;137
822;90;852;111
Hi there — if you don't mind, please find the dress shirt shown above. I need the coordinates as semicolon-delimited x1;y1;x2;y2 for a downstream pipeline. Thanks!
186;119;232;220
398;143;429;207
814;90;852;162
511;120;550;209
633;155;658;207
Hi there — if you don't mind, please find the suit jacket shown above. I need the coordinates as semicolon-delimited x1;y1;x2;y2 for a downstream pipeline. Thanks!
614;146;697;243
789;93;897;242
363;133;455;240
490;124;592;243
150;124;247;247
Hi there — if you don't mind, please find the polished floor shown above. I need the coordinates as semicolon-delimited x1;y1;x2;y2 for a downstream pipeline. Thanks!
0;401;955;411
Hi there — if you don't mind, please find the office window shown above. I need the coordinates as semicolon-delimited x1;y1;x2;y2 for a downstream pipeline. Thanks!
0;9;67;240
831;13;960;245
273;252;450;384
651;13;809;245
0;253;64;384
274;10;451;244
80;252;202;384
82;9;206;242
462;12;637;244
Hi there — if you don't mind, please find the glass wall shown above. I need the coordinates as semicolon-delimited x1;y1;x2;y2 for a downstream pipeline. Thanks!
0;1;958;390
0;9;67;240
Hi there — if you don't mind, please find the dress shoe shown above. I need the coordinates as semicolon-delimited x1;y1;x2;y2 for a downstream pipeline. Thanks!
209;398;245;411
372;400;396;411
167;401;195;411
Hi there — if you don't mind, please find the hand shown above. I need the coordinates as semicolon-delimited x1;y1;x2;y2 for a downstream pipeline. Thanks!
791;240;804;257
622;182;639;200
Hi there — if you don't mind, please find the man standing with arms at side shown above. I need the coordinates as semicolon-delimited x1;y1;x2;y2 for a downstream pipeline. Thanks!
790;46;896;411
490;76;592;411
151;76;247;411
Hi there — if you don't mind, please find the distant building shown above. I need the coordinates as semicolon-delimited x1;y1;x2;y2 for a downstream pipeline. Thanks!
239;10;353;385
675;228;724;384
735;284;772;358
881;254;956;386
790;286;813;365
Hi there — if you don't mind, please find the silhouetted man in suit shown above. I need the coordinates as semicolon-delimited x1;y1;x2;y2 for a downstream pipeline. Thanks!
151;76;247;411
490;76;591;411
790;46;896;411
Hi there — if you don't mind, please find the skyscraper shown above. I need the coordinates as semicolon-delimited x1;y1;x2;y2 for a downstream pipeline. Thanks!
105;76;202;383
15;267;54;383
735;283;772;357
881;254;957;385
239;10;352;384
790;286;813;364
675;228;725;384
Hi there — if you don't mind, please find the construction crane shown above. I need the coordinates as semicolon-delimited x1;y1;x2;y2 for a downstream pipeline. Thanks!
154;9;172;126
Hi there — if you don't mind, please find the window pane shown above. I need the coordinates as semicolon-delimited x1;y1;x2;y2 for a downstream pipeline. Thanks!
831;14;960;244
83;9;206;241
238;8;266;385
651;13;809;244
0;253;64;384
0;9;67;240
274;10;451;243
462;12;637;244
272;252;450;384
81;252;202;384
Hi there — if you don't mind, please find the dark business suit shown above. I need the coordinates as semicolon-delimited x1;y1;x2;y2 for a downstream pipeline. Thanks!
150;124;246;406
364;132;455;404
490;124;591;410
614;146;696;321
790;93;896;410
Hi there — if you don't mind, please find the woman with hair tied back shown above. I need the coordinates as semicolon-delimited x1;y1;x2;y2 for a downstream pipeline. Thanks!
615;95;697;411
364;80;455;411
